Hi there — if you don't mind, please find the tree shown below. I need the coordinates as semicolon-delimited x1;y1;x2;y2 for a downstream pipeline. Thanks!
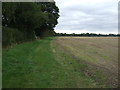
2;2;17;27
2;2;59;39
2;2;60;46
35;2;59;37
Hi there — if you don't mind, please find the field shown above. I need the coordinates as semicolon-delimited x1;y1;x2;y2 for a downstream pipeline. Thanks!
53;37;118;88
3;37;118;88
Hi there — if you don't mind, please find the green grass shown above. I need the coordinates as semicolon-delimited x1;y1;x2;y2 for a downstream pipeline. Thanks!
3;37;108;88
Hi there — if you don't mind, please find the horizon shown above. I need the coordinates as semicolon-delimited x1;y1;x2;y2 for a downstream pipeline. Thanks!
55;29;118;34
55;32;119;35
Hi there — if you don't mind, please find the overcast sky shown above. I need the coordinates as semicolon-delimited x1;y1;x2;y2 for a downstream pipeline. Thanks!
54;0;118;34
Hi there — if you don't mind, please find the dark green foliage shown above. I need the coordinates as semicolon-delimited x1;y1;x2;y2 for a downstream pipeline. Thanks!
2;27;26;47
2;2;59;47
34;2;59;36
56;33;120;37
2;2;17;26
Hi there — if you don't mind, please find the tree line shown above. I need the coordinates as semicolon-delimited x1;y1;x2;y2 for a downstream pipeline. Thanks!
2;2;59;47
56;33;120;37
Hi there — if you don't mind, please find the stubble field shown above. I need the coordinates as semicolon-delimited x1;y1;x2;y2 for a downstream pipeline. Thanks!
3;37;119;88
53;37;118;87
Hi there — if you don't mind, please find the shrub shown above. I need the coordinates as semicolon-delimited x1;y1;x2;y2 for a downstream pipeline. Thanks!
2;27;26;47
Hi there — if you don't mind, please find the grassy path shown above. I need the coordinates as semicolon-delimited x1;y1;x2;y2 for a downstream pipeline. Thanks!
3;37;60;88
3;37;110;88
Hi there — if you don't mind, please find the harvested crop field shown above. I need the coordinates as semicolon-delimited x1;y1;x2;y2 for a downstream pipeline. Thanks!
3;37;119;88
53;37;119;88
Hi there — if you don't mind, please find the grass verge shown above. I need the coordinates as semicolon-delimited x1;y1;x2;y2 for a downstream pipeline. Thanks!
3;37;112;88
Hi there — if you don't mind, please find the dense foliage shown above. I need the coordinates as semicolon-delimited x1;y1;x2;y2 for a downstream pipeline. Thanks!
56;33;120;37
2;2;59;46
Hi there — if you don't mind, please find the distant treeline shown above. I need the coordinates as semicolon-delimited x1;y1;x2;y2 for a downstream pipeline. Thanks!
56;33;120;37
2;2;59;47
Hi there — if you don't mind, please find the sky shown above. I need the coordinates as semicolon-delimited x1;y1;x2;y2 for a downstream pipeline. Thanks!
54;0;119;34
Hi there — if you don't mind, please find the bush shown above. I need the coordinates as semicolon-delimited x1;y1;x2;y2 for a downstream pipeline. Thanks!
2;27;26;47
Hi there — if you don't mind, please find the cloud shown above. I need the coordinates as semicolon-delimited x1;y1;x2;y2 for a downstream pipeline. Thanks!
54;0;118;34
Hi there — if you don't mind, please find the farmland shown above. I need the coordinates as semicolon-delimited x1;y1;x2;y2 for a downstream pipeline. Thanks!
53;37;118;88
3;37;118;88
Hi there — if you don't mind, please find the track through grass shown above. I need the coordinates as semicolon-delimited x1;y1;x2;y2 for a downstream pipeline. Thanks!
3;37;115;88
